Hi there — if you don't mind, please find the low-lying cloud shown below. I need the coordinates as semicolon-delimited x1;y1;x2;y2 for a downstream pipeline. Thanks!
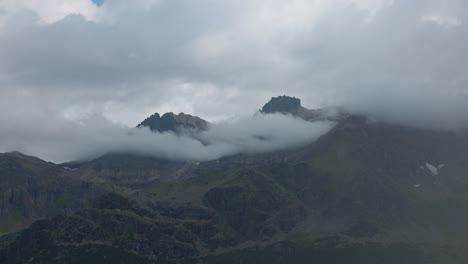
0;112;334;163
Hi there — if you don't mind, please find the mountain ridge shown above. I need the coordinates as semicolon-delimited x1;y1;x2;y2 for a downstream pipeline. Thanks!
1;95;468;263
137;112;209;133
261;95;349;122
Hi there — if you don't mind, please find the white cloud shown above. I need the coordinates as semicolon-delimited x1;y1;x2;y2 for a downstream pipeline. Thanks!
0;0;99;23
0;110;334;163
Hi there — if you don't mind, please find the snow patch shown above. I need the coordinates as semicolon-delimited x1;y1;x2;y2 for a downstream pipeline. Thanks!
425;162;438;175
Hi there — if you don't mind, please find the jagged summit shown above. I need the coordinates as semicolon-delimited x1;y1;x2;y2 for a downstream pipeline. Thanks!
261;95;349;122
261;95;304;114
138;112;209;133
138;96;348;135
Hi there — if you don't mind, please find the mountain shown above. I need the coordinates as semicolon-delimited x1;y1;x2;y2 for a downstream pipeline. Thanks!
261;95;304;114
2;97;468;263
137;112;209;133
0;152;104;235
261;95;348;122
60;153;197;192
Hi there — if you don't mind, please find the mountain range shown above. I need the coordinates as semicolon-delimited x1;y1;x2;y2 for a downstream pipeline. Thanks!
1;96;468;264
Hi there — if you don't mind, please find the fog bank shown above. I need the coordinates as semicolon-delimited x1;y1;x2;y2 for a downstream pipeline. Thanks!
0;113;333;163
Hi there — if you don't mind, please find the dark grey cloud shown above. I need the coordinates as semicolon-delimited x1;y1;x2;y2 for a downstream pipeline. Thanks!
0;0;467;161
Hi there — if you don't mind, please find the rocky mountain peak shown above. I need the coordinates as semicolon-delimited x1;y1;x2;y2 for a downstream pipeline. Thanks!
261;95;350;123
261;95;302;114
138;112;209;133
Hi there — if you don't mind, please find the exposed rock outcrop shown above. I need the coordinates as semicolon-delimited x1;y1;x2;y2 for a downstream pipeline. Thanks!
138;112;209;133
261;95;348;122
261;95;303;114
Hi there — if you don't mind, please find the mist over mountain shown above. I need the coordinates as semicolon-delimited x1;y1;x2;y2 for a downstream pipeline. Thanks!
0;97;334;163
1;95;468;263
2;1;468;263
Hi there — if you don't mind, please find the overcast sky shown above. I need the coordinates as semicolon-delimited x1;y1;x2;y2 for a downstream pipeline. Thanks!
0;0;467;160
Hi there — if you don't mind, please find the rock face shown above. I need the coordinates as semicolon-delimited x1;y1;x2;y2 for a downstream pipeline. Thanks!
261;95;302;114
261;95;348;122
60;153;195;190
138;112;209;133
0;152;103;234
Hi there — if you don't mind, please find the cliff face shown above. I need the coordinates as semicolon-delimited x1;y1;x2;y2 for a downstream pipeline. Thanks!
0;152;103;234
138;112;209;133
261;95;303;114
261;95;348;122
60;153;196;191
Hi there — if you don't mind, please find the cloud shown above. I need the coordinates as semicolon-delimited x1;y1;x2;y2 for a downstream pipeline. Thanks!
0;0;99;23
198;114;334;154
0;111;334;163
0;0;468;146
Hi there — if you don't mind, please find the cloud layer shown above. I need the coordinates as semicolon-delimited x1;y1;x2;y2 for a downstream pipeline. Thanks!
0;112;334;163
0;0;468;161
